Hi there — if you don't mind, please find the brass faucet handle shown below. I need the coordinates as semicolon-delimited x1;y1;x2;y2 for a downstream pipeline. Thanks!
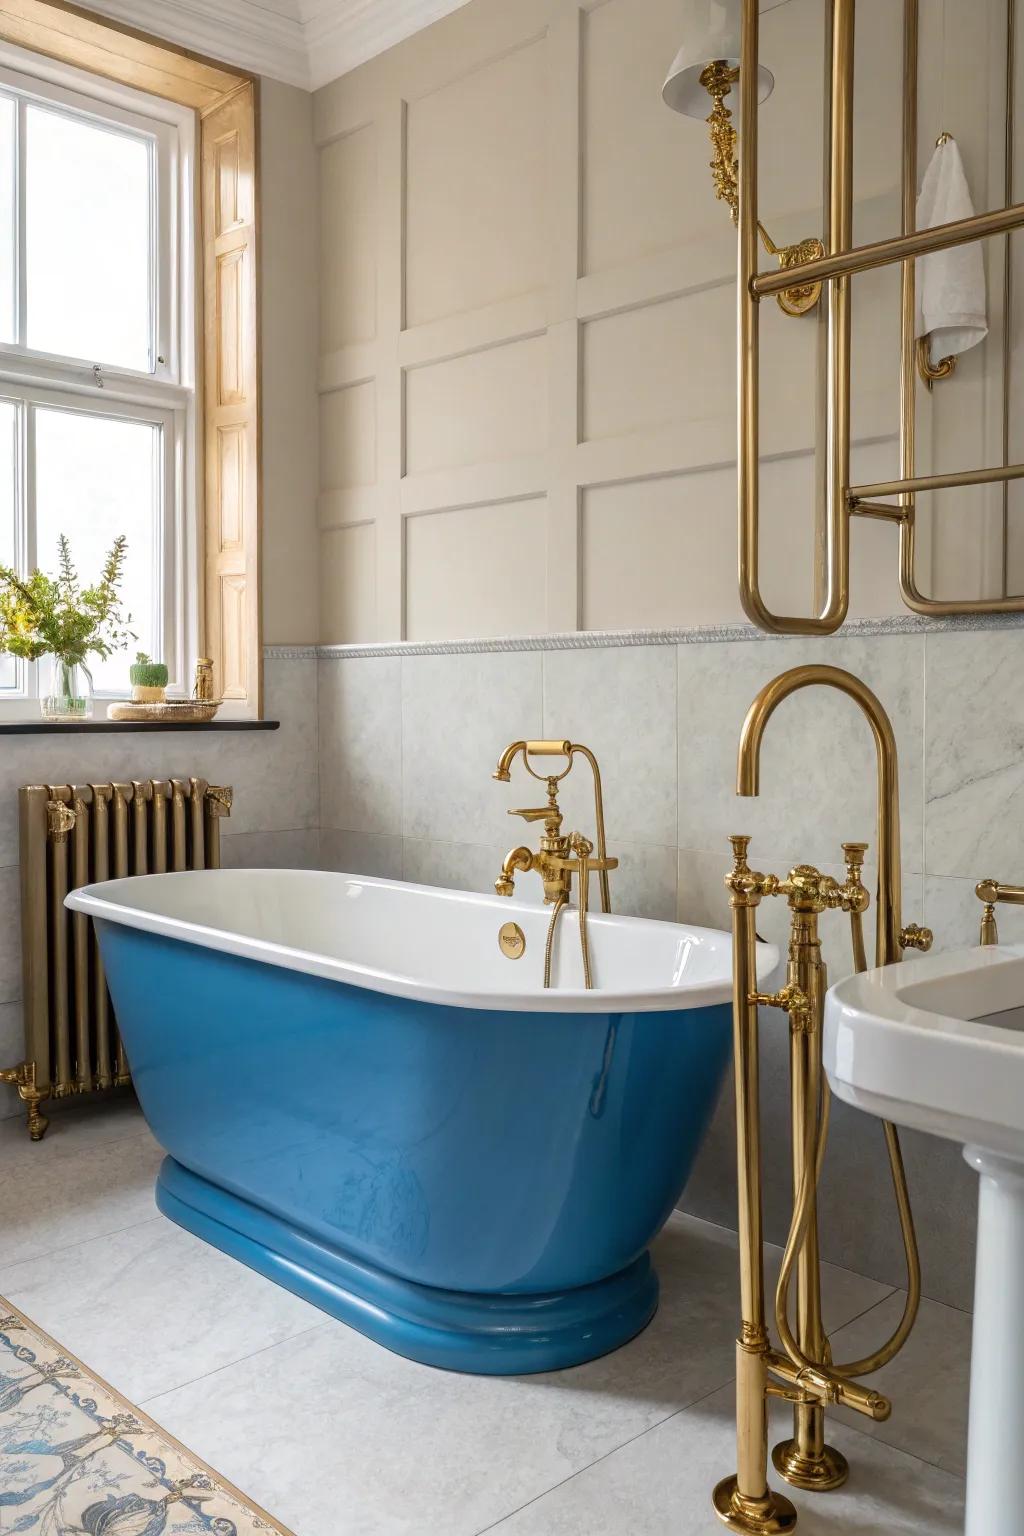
841;841;869;876
725;834;780;903
729;834;752;868
899;922;933;953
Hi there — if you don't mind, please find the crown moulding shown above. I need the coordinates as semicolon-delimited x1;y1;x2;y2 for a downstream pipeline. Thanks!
79;0;472;91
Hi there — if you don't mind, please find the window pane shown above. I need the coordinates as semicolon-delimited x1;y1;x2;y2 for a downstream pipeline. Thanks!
0;97;14;345
26;105;152;370
35;407;160;694
0;400;15;690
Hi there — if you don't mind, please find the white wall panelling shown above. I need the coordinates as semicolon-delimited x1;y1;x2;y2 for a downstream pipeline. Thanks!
313;0;1014;647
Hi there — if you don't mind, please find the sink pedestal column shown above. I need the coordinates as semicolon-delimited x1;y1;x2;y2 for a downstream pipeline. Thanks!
963;1146;1024;1536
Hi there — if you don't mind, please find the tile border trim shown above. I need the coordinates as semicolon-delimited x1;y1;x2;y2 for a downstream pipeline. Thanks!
295;611;1024;661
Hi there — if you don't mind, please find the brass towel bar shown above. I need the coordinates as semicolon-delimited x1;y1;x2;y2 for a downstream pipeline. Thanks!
738;0;1024;634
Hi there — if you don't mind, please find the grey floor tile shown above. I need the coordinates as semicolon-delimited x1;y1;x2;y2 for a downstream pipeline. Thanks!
485;1383;964;1535
0;1215;326;1403
0;1111;162;1268
829;1290;971;1476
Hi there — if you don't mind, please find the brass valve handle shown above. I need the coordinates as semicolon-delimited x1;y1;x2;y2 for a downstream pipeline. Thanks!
842;841;870;973
899;922;933;952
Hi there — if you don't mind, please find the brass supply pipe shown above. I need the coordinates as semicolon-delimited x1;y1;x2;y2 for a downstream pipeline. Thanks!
567;743;612;914
712;837;798;1534
771;902;848;1492
736;0;851;636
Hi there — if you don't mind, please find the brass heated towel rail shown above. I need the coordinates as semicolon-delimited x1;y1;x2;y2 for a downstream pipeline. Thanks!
1;778;232;1140
738;0;1024;632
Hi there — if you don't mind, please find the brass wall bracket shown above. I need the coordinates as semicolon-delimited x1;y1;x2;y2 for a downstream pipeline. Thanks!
698;61;822;318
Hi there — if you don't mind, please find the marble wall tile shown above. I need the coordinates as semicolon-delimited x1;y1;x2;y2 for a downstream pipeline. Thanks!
0;1000;23;1121
541;646;677;847
402;836;509;894
604;841;676;920
924;872;1024;950
401;650;543;844
925;629;1024;879
0;864;20;1006
318;656;402;833
320;827;405;879
221;828;321;869
678;632;926;876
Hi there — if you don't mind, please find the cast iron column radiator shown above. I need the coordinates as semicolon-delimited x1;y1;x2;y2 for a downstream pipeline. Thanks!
1;779;233;1140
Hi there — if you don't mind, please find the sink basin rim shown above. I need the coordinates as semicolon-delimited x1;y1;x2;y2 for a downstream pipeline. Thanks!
823;943;1024;1157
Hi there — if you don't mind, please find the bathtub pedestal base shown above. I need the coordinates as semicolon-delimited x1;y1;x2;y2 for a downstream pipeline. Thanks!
157;1157;659;1375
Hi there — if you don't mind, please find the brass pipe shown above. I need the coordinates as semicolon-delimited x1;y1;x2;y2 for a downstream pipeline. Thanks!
713;837;798;1534
771;904;849;1491
752;197;1024;296
737;0;850;636
852;461;1024;499
568;743;612;914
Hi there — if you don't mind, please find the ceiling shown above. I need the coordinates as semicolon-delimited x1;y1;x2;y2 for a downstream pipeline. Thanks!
80;0;472;91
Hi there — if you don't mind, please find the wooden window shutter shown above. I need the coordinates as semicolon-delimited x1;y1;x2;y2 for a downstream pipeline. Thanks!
201;82;261;713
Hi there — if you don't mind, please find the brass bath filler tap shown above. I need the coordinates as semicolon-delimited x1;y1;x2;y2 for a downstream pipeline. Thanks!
493;741;618;989
715;665;934;1536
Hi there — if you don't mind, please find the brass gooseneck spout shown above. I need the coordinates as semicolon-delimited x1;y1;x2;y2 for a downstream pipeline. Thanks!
736;663;926;965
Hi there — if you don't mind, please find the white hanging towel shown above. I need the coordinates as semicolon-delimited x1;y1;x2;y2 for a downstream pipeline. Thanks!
915;135;988;367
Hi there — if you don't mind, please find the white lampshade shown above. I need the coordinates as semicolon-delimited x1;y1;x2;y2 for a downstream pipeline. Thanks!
662;0;786;118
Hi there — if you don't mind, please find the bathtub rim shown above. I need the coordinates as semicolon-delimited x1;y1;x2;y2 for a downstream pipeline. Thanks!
67;867;778;1014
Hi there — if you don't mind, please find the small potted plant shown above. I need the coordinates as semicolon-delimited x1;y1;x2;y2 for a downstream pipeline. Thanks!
0;534;135;720
129;652;169;703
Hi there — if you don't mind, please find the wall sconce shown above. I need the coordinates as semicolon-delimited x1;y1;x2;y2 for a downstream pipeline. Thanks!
663;0;825;317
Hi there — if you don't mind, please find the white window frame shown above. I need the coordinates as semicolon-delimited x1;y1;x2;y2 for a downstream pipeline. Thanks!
0;44;197;719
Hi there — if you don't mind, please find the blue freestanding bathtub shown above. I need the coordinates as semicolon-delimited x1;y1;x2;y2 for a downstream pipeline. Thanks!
67;869;775;1375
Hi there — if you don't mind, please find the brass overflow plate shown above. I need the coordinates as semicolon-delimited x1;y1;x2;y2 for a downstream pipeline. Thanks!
498;921;526;960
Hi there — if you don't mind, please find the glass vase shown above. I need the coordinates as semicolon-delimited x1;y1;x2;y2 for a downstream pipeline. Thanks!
41;656;93;721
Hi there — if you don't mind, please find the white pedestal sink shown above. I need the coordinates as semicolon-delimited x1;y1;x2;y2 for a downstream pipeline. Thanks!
824;944;1024;1536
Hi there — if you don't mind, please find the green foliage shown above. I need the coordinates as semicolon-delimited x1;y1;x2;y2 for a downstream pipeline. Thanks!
0;534;136;668
130;651;168;687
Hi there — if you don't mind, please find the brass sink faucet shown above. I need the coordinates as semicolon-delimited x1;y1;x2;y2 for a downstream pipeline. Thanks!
492;740;617;911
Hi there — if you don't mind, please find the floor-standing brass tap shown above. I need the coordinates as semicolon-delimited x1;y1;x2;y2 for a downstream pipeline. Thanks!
715;665;934;1535
492;741;617;988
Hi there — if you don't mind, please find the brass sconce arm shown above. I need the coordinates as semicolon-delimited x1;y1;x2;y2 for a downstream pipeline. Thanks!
697;60;824;318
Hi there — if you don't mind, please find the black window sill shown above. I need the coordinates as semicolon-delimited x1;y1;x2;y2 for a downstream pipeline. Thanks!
0;719;280;735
